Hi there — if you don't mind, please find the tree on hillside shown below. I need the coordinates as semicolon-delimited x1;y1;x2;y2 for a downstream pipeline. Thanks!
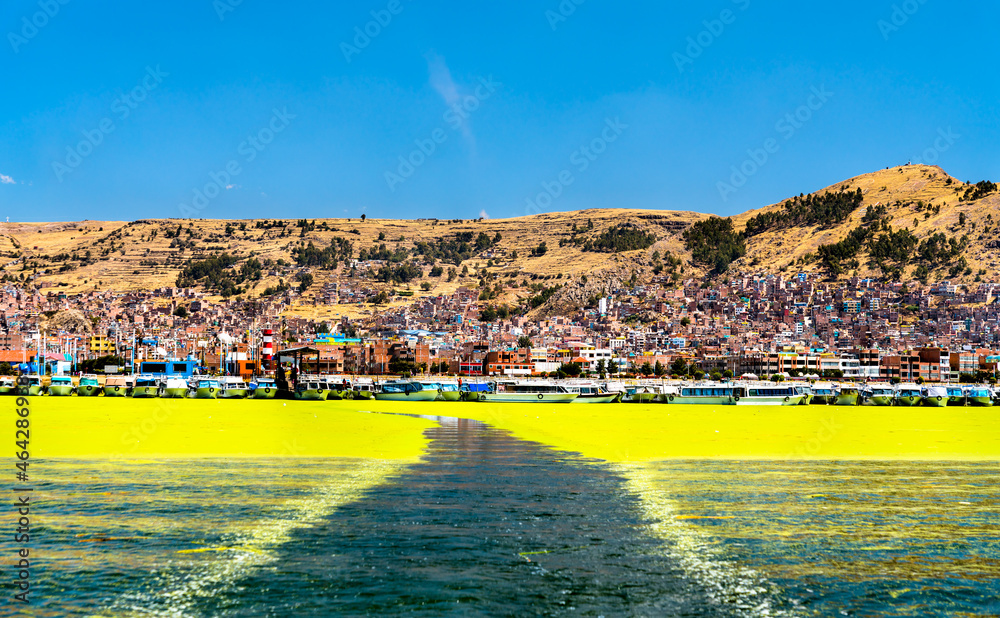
517;335;533;349
480;306;498;322
640;362;653;376
297;273;314;293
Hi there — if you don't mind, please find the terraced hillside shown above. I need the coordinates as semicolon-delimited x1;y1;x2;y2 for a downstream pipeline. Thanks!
727;165;1000;282
0;209;706;308
2;165;996;319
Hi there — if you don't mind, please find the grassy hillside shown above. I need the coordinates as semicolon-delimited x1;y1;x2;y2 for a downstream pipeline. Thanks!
727;165;1000;282
0;209;706;314
3;165;996;320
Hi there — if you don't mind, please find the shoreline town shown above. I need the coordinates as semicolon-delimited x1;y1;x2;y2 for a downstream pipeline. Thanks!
3;272;999;405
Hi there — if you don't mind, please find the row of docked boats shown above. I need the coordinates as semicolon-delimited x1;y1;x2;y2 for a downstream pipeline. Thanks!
6;374;997;407
293;378;619;403
617;381;998;407
5;375;281;399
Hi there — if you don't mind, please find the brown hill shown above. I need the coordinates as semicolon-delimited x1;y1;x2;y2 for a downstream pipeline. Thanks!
0;209;707;316
1;165;996;319
729;165;999;282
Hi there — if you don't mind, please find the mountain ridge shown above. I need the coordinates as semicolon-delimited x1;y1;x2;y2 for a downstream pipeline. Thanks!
2;165;997;320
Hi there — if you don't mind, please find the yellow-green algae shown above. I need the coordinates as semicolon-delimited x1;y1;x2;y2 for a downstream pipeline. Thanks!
29;398;433;459
27;397;1000;461
414;400;1000;461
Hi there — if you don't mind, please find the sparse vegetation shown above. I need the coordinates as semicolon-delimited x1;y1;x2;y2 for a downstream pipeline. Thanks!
683;217;746;274
743;189;864;236
582;224;656;253
962;180;997;202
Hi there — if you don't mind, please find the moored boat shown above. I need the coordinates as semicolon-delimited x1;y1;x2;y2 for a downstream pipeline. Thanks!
921;385;948;407
103;376;132;397
352;378;376;400
667;383;739;405
0;376;17;395
566;381;619;403
294;379;328;401
945;385;967;406
894;383;922;406
622;383;663;403
47;375;76;396
797;385;812;405
480;380;577;403
77;376;103;396
219;376;248;399
374;380;438;402
965;386;993;407
131;375;160;398
810;382;838;405
159;376;188;398
735;383;805;406
16;375;43;396
835;384;861;406
322;376;354;400
250;378;278;399
190;378;221;399
864;384;895;406
435;381;462;401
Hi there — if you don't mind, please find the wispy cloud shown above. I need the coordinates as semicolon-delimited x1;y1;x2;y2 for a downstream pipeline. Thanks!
427;52;460;103
479;209;490;219
426;52;474;145
0;174;15;185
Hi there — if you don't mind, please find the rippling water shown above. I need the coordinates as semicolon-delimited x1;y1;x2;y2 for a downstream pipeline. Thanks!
623;460;1000;617
12;416;1000;616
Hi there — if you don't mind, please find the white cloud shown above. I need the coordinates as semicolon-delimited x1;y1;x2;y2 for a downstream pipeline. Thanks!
0;174;15;185
479;209;490;219
426;52;475;146
427;52;460;107
225;184;240;190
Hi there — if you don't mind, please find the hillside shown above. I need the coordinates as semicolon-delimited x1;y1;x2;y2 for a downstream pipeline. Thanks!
727;165;1000;282
0;209;707;318
2;165;996;320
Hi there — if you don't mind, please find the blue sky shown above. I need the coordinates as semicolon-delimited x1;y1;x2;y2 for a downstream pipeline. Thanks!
2;0;997;222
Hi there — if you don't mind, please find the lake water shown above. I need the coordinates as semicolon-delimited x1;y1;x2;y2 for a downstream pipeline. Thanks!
15;415;1000;616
